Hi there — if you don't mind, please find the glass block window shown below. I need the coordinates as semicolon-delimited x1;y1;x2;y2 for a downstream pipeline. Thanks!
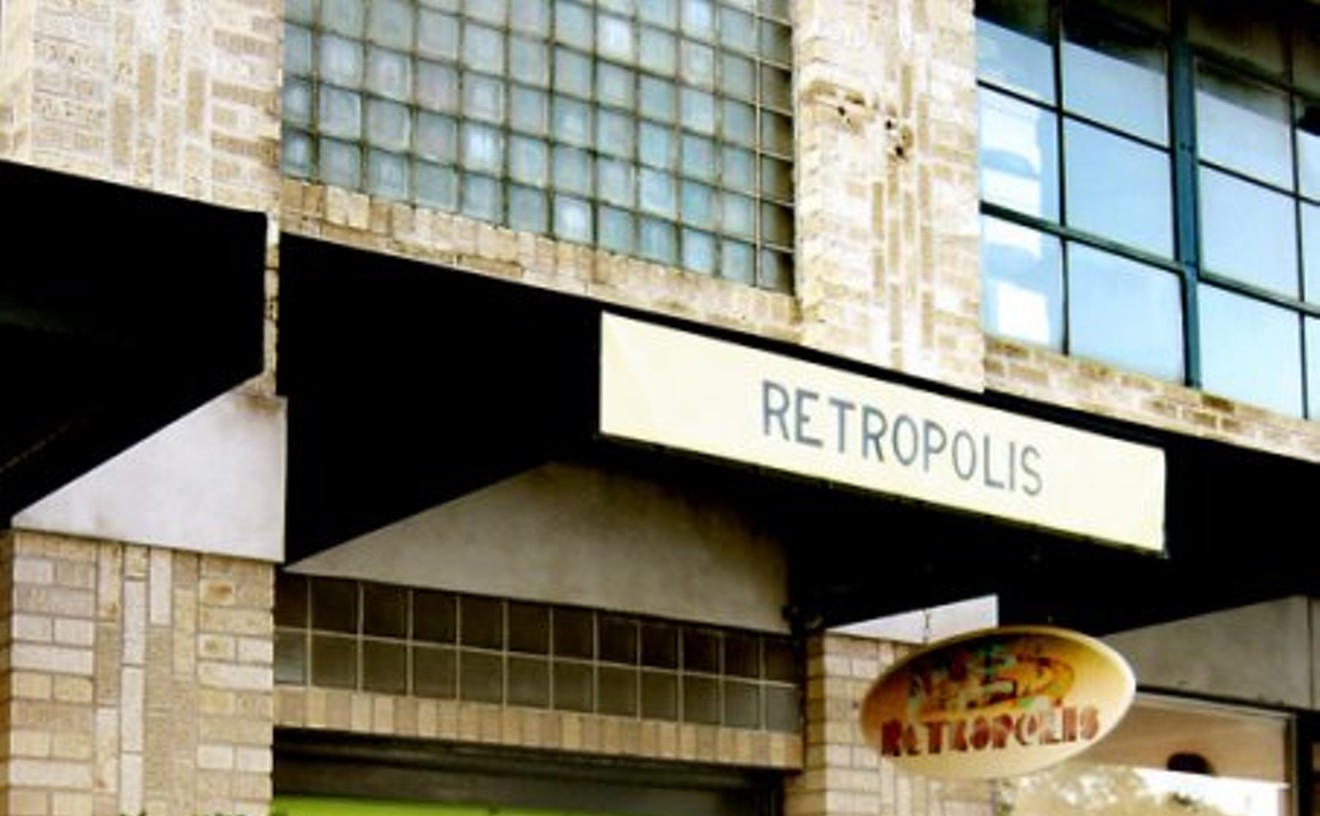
283;0;795;293
977;0;1320;419
275;573;802;734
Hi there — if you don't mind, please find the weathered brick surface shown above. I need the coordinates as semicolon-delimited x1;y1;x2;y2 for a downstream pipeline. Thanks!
0;530;274;816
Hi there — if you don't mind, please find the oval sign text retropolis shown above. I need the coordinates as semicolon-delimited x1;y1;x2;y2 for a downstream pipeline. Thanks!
859;626;1136;780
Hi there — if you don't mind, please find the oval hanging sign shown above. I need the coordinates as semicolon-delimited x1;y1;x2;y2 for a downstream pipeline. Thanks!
859;625;1136;780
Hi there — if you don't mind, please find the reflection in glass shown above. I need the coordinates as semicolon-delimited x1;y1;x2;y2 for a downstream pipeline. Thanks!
1199;168;1298;298
977;16;1056;103
979;89;1060;221
1198;285;1302;417
1064;121;1172;257
980;216;1063;349
1062;20;1167;144
1188;0;1285;74
1196;64;1292;188
1068;245;1183;381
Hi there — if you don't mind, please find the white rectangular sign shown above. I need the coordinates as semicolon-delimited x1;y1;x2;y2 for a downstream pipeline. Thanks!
599;314;1165;552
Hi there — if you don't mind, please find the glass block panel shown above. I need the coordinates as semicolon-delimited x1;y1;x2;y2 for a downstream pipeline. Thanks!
320;35;364;87
555;46;593;98
362;641;407;694
640;217;677;263
765;685;799;732
683;628;720;673
639;77;677;122
283;79;313;127
1198;285;1303;416
597;63;636;108
416;112;457;163
464;24;505;75
682;228;717;273
367;47;412;101
553;145;593;194
719;53;755;98
275;574;309;627
310;578;358;633
509;135;549;185
510;86;549;133
509;184;549;233
368;0;413;49
759;18;791;63
461;122;504;173
761;201;792;246
722;145;755;191
600;206;636;253
511;0;550;36
1068;245;1185;382
463;73;505;123
681;0;714;38
719;8;756;53
417;10;460;60
979;89;1061;221
641;671;678;720
598;14;636;63
976;13;1055;103
459;651;504;703
759;109;792;154
638;0;677;28
508;602;550;654
413;590;457;643
1196;63;1293;188
275;629;306;684
640;168;677;216
683;675;720;724
599;666;638;715
597;109;636;158
722;99;755;146
321;0;365;37
682;40;716;88
680;179;714;224
1062;17;1167;144
362;584;407;638
462;173;503;221
760;66;792;111
553;661;594;712
510;36;550;86
311;635;357;688
598;157;636;205
366;99;411;150
460;596;504;649
552;95;593;146
638;121;675;168
638;27;677;76
555;2;594;51
721;239;755;283
1064;120;1172;257
466;0;506;25
759;155;792;201
680;133;716;182
554;194;593;242
724;680;760;728
759;247;792;291
980;216;1063;349
413;645;457;698
1200;168;1298;297
416;61;459;113
284;25;313;77
508;656;550;707
553;608;594;659
415;161;459;210
680;87;716;134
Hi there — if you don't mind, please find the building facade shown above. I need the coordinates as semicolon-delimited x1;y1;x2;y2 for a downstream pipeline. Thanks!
1;1;1318;816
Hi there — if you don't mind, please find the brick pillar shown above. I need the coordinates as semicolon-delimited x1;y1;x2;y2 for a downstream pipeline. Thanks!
0;530;274;816
793;0;984;391
785;631;996;816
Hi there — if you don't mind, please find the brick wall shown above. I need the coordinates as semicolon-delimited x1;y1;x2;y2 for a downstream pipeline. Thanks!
0;530;275;816
784;632;995;816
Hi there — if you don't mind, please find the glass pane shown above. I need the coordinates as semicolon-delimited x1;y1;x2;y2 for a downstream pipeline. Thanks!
321;0;365;37
598;667;638;716
598;157;635;206
283;80;313;126
507;657;549;707
760;155;792;201
639;27;677;75
553;194;593;242
1062;19;1167;144
1299;101;1320;200
367;47;412;101
640;217;677;263
682;0;714;37
638;0;677;28
509;135;548;185
600;206;635;253
510;0;550;36
417;61;459;113
640;168;677;216
460;596;503;648
555;46;593;98
1200;168;1298;297
641;671;678;720
415;161;458;210
552;145;593;195
724;681;759;728
368;0;413;50
682;228;717;274
417;10;459;60
459;652;503;703
980;216;1063;349
979;89;1060;221
284;25;313;77
510;86;549;133
510;36;550;86
366;99;411;150
759;248;792;291
720;7;756;53
639;76;677;121
461;172;502;220
461;122;504;173
723;99;756;147
463;23;504;74
681;133;716;180
367;150;410;200
639;121;675;168
319;87;362;139
720;53;755;98
761;66;792;112
555;2;594;51
681;40;715;89
1308;318;1320;418
759;19;791;64
1064;121;1172;257
598;14;635;62
680;179;714;224
466;0;505;25
1189;0;1285;74
553;662;593;712
311;635;356;688
413;590;456;643
1198;285;1303;416
321;35;364;87
509;185;548;233
722;192;754;237
552;95;593;146
683;676;719;724
976;14;1055;103
283;129;314;178
680;87;716;134
1068;245;1184;381
1305;203;1319;305
553;609;593;659
597;109;636;158
321;138;361;188
722;146;754;191
597;63;635;108
1196;64;1293;188
362;641;406;694
413;646;457;698
721;240;755;284
759;110;792;154
761;201;792;246
416;113;457;163
286;0;315;25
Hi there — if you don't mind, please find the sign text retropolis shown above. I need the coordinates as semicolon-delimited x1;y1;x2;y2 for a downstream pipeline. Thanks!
599;314;1166;551
858;626;1136;779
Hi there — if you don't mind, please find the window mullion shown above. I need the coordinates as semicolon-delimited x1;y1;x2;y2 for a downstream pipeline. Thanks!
1169;0;1202;389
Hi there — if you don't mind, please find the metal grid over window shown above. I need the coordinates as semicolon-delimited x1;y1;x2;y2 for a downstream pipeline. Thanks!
282;0;795;293
274;573;802;733
976;0;1320;419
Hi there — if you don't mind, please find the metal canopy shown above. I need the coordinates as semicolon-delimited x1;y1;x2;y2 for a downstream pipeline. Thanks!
277;235;1320;637
0;160;266;520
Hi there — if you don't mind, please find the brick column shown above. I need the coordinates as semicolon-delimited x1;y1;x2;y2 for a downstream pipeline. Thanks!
793;0;984;390
785;631;996;816
0;530;274;816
